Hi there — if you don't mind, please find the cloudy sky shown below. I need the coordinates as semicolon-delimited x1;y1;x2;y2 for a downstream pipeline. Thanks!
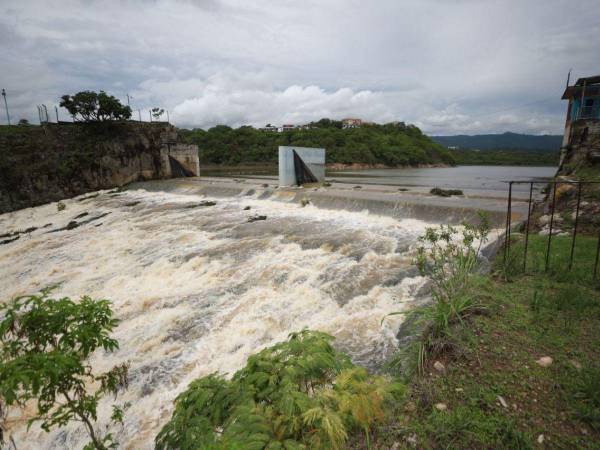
1;0;598;134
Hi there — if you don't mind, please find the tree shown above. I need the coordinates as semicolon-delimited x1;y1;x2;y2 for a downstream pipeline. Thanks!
17;119;30;126
60;91;132;122
150;107;164;121
0;287;129;449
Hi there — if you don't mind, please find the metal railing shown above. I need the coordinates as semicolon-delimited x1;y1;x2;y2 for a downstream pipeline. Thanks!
503;180;600;279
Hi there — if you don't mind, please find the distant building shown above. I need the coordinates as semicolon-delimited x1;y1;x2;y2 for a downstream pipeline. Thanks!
447;146;459;150
342;118;362;129
259;124;278;132
279;124;296;132
560;74;600;167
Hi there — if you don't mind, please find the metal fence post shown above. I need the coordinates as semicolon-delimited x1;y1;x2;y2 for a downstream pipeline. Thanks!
504;182;513;262
545;182;558;272
568;183;582;270
594;231;600;280
523;182;534;271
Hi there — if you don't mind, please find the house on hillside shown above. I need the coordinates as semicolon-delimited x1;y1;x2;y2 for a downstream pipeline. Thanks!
279;124;296;132
259;124;278;132
560;74;600;168
342;118;362;129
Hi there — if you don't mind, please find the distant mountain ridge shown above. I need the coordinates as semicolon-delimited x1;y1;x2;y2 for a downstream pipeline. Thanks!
432;132;562;152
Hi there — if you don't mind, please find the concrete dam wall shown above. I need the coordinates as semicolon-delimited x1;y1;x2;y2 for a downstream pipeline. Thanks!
132;177;520;227
0;122;199;213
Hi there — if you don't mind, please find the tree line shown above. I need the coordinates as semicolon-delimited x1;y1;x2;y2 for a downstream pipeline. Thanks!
180;119;456;167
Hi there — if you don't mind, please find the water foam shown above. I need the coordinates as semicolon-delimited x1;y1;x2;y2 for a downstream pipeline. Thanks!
0;187;430;449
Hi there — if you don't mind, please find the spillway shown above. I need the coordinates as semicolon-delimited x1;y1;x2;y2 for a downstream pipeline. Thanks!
0;182;438;449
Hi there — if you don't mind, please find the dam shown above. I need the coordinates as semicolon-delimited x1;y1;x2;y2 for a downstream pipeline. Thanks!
0;174;540;448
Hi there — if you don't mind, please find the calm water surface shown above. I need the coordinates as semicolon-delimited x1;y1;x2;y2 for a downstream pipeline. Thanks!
329;166;557;193
204;165;558;194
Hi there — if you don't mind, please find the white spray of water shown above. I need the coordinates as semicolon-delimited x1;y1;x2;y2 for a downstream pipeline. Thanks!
0;187;431;449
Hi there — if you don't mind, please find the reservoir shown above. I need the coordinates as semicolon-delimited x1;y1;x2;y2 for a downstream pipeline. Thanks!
205;165;557;197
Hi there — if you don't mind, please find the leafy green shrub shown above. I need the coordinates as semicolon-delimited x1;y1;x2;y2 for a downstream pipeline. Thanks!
387;213;491;374
57;201;66;211
156;330;404;449
0;288;129;449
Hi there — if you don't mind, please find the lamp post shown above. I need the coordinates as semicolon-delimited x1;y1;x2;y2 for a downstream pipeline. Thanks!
2;89;10;126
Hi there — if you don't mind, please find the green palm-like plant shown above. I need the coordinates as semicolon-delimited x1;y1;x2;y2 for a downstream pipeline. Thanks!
155;330;404;450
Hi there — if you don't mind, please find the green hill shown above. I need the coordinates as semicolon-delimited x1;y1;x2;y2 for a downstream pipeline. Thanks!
180;119;455;167
432;132;562;152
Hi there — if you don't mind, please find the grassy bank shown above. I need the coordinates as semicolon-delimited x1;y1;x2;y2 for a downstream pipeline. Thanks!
373;234;600;449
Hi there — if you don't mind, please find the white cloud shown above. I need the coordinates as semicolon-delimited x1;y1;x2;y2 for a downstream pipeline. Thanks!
171;83;394;129
1;0;598;134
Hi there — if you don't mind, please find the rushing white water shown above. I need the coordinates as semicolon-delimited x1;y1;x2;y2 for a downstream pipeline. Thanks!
0;186;432;449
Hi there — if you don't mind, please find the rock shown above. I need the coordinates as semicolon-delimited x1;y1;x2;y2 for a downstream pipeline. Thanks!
538;214;563;227
247;215;267;223
406;434;417;446
539;225;562;236
261;183;269;188
497;395;508;408
243;206;251;210
536;356;553;367
537;434;544;444
185;201;216;208
433;361;445;372
570;360;582;370
72;212;89;220
434;403;447;411
455;388;464;393
404;401;416;412
0;236;19;245
430;187;463;197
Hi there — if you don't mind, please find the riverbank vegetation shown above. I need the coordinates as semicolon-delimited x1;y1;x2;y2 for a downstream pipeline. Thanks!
180;119;455;167
373;231;600;448
450;149;560;166
450;148;559;166
156;330;404;449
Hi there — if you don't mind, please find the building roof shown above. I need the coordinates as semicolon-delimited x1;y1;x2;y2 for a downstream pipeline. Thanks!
574;75;600;86
562;74;600;99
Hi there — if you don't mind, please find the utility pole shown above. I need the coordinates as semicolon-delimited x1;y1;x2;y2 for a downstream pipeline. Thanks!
42;105;49;123
126;94;131;106
138;109;142;122
149;110;152;122
55;105;59;122
2;89;10;126
166;110;170;123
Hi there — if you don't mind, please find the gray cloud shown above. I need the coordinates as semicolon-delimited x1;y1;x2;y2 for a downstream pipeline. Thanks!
1;0;598;134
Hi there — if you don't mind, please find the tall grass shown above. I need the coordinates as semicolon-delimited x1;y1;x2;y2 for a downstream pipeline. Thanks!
386;212;491;375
